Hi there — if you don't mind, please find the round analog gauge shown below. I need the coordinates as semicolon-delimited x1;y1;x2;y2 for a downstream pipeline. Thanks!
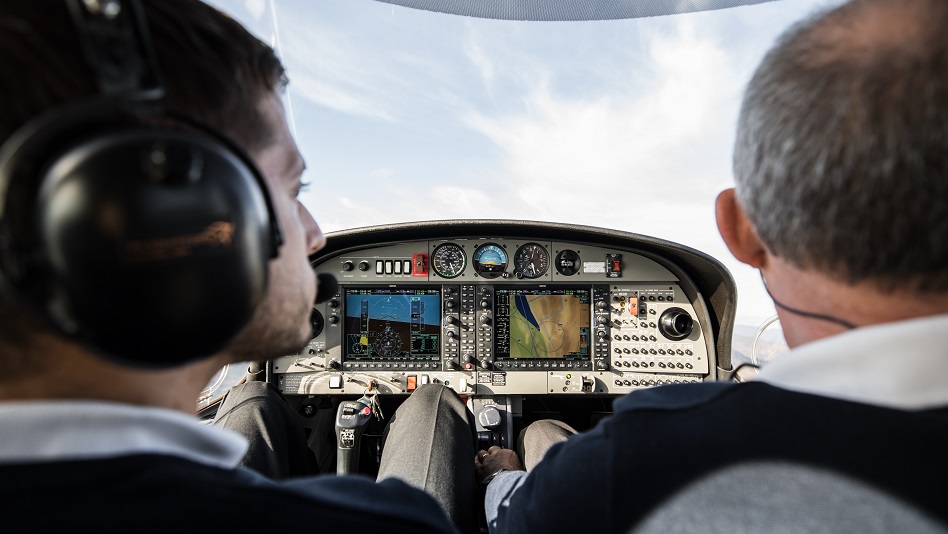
431;242;466;278
555;249;581;276
310;308;324;338
473;243;508;279
514;242;549;279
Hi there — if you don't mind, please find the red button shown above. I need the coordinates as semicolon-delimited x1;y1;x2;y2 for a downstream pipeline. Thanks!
361;406;371;416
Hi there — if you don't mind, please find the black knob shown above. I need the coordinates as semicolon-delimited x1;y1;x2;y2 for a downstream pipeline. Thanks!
478;405;502;430
329;315;340;325
358;261;370;271
342;261;354;271
445;316;458;326
328;359;340;369
479;314;491;326
659;307;694;341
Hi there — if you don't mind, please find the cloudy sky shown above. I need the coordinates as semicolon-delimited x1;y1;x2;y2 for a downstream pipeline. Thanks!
208;0;841;329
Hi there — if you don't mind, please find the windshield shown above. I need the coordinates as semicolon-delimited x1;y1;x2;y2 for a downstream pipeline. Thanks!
203;0;838;368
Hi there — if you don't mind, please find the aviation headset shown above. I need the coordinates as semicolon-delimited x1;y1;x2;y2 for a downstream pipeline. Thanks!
0;0;284;367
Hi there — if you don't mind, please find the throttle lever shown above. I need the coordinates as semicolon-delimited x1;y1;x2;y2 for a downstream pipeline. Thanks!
334;398;373;475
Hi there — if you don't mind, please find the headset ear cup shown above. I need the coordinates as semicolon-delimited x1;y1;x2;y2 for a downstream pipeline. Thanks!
0;104;279;367
43;128;275;365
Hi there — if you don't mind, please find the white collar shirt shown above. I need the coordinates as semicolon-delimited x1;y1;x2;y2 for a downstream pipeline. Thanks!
0;400;247;467
756;313;948;410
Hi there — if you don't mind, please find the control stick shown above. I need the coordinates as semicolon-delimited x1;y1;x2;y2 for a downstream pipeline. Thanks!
334;397;374;475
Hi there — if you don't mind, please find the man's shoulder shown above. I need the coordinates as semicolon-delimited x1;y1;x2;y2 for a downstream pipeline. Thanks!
0;454;455;532
612;380;750;412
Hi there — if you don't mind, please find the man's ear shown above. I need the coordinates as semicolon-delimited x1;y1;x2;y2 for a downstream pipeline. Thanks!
715;188;768;268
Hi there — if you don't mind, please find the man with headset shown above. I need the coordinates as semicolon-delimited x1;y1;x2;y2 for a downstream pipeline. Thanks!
0;1;474;531
476;0;948;531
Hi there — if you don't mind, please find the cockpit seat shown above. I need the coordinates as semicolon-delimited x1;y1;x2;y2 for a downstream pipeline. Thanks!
632;461;947;533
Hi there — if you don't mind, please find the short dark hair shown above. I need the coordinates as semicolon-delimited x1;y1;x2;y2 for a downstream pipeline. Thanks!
0;0;286;150
0;0;287;360
734;0;948;292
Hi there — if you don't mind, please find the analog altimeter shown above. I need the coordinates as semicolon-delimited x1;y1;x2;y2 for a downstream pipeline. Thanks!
514;242;549;279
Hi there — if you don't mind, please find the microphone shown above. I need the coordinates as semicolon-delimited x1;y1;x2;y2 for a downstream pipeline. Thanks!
315;272;339;304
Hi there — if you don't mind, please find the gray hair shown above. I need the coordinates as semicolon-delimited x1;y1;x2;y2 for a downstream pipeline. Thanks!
733;0;948;292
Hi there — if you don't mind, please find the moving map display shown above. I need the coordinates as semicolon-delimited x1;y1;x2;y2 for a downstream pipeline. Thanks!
344;287;440;360
494;287;591;360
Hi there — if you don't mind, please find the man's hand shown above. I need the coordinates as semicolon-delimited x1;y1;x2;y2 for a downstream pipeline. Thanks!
475;445;524;484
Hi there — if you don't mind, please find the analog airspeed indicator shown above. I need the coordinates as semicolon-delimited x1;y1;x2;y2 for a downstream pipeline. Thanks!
431;243;466;278
514;242;549;279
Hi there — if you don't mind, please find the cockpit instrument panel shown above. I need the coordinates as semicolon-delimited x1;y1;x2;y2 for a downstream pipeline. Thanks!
272;222;735;399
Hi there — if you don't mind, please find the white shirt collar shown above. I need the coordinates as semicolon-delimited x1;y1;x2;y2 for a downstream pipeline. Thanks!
756;313;948;410
0;400;248;468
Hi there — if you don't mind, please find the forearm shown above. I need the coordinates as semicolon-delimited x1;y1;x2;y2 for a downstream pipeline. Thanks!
483;470;529;533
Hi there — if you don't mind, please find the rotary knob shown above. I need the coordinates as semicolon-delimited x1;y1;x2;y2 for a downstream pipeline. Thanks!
659;307;694;341
478;405;502;430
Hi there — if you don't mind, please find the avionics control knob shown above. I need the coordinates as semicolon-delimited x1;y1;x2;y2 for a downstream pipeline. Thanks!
445;315;458;326
342;261;353;271
478;405;502;430
479;314;492;327
659;307;694;341
358;261;370;271
328;359;340;369
479;359;491;370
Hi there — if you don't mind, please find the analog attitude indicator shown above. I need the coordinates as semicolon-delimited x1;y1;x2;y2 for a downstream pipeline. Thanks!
473;243;508;278
514;242;549;279
431;243;467;278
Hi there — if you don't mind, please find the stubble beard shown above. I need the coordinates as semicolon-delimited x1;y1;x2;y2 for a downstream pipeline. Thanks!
224;283;313;363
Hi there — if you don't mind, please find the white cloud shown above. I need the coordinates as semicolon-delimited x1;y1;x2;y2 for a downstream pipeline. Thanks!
460;17;739;231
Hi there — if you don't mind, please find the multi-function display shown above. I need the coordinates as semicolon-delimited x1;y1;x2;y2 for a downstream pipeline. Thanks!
494;287;592;362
